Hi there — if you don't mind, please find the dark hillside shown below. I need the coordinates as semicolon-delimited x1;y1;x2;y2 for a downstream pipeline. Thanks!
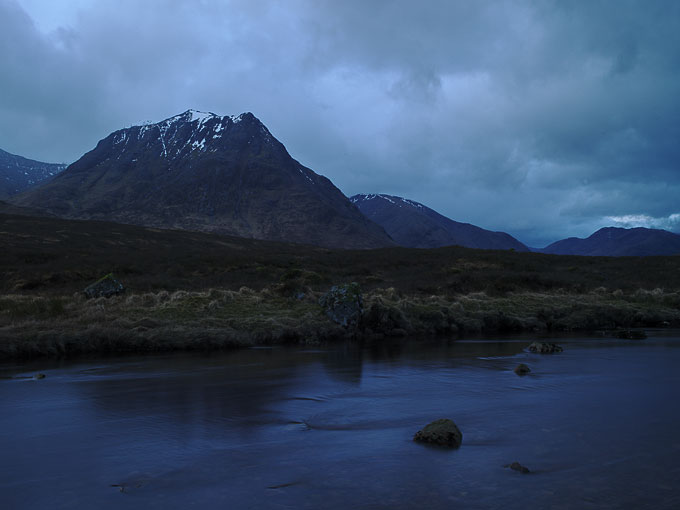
10;111;392;249
0;148;65;199
351;193;528;251
540;227;680;256
2;214;678;296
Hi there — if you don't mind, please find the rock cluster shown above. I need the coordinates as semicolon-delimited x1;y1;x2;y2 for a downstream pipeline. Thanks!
527;341;563;353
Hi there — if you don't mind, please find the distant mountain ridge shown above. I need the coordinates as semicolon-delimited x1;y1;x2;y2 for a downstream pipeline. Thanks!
8;111;679;256
0;148;66;199
11;110;393;249
538;227;680;256
350;193;529;251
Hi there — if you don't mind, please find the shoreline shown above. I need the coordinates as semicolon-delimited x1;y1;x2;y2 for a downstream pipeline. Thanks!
2;287;679;360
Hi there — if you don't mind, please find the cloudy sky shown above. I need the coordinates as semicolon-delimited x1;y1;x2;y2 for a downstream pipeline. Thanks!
2;0;679;246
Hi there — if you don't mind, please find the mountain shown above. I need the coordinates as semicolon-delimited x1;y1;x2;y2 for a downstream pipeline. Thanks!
11;110;393;249
0;200;54;217
539;227;680;256
350;193;529;251
0;148;66;199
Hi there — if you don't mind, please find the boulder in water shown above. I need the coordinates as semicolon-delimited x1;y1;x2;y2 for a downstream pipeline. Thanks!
514;363;531;376
505;461;530;474
413;418;462;448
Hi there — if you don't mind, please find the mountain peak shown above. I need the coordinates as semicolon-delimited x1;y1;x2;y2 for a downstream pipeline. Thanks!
174;109;219;124
129;110;261;137
105;110;273;160
351;193;528;251
11;112;393;249
162;109;254;125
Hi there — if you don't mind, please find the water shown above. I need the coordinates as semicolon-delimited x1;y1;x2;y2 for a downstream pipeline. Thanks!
2;335;679;509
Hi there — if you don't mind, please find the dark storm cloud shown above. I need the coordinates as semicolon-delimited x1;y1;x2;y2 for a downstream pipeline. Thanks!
1;0;679;246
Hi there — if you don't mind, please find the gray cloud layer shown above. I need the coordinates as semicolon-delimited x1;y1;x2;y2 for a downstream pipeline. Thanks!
2;0;679;246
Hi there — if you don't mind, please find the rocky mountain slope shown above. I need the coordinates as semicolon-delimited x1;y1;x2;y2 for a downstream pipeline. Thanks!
539;227;680;256
0;148;66;199
11;110;393;249
350;193;528;251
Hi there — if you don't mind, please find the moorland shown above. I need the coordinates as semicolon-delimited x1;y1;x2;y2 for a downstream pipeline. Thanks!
2;212;679;359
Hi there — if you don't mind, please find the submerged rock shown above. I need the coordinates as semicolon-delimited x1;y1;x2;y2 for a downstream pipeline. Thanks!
319;283;363;328
110;476;151;493
413;418;462;448
527;341;563;354
110;471;154;494
505;461;531;474
615;329;647;340
84;273;125;299
513;363;531;376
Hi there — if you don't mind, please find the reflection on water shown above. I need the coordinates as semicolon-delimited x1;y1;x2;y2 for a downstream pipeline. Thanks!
1;336;679;509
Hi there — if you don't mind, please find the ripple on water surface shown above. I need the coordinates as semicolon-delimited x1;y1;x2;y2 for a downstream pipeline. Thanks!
1;336;679;509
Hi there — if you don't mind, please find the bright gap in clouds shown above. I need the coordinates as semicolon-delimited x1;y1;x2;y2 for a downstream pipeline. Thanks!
606;214;680;232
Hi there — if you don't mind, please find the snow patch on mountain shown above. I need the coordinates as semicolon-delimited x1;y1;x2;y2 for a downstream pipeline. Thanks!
186;110;216;124
399;197;423;209
212;122;225;139
352;194;425;210
351;193;377;202
109;110;272;161
298;166;315;184
137;124;153;139
191;137;207;151
352;193;401;206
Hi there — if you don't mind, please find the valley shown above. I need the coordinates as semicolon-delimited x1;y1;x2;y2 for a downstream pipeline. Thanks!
2;110;679;360
4;3;680;508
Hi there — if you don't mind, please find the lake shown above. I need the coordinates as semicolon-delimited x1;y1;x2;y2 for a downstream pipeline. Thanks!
2;334;679;509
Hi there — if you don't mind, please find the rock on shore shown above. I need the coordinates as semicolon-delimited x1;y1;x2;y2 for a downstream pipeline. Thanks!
319;283;363;328
615;329;647;340
84;274;125;298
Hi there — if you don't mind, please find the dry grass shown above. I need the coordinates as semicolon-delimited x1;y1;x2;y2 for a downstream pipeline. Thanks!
0;288;346;359
2;285;679;359
2;213;679;359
